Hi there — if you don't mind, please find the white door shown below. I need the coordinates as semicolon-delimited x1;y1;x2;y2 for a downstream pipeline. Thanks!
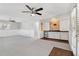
69;7;77;55
77;4;79;56
72;7;76;55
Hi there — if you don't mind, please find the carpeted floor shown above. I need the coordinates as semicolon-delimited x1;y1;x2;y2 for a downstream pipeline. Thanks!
41;37;73;56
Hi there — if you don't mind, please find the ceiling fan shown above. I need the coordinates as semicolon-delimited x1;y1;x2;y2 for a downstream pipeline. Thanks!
22;4;43;16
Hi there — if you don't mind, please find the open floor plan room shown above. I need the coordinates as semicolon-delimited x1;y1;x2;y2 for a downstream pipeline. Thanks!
0;3;79;56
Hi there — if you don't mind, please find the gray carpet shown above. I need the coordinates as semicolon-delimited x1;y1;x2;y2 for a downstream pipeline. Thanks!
0;35;71;56
0;35;35;56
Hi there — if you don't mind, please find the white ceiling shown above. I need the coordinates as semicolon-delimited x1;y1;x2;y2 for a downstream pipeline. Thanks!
0;3;75;20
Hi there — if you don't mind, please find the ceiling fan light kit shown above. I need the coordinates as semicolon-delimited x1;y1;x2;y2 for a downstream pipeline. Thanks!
22;4;43;16
31;13;35;16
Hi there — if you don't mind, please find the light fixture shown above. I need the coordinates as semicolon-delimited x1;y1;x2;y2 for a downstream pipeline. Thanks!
31;14;35;16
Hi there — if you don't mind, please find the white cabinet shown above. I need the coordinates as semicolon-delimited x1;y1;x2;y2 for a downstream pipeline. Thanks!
48;32;60;39
60;32;69;40
47;31;68;40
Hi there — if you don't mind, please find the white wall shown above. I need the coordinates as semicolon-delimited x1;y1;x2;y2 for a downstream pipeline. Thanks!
0;3;75;39
0;14;42;39
59;14;70;31
0;30;19;37
19;17;41;39
18;21;35;38
19;30;34;37
0;15;21;37
0;13;71;39
42;14;70;31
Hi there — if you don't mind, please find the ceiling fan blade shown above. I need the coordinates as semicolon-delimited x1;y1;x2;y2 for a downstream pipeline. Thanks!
22;11;31;13
25;5;32;10
36;13;42;15
35;8;43;11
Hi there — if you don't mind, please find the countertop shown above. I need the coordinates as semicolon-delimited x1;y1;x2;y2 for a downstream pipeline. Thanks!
44;30;69;32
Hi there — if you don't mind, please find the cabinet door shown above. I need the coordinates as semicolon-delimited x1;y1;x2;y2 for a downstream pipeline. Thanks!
60;32;69;40
48;32;60;39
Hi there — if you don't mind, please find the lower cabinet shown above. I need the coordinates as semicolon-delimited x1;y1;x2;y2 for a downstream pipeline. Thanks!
47;32;69;40
60;32;69;40
48;32;60;39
